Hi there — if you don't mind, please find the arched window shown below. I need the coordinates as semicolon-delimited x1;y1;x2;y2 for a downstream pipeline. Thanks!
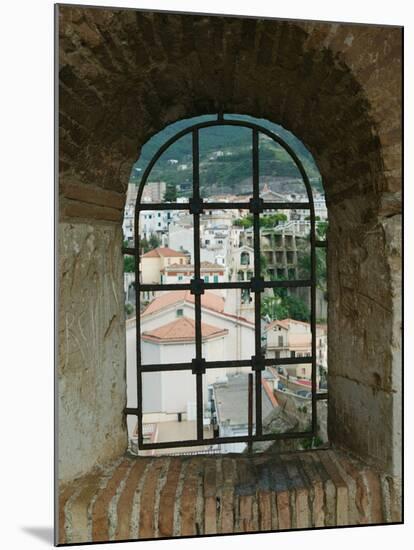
240;251;250;266
123;113;327;454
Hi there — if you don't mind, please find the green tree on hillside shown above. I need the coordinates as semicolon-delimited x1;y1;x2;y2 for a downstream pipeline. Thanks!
233;212;288;229
163;182;177;202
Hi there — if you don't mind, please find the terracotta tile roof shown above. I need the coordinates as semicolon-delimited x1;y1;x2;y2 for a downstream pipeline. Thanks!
141;290;225;316
141;290;254;326
265;319;290;331
141;316;228;343
141;247;188;258
265;318;327;333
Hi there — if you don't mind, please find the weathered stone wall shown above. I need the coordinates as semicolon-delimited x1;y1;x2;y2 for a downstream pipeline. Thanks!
58;222;127;482
57;6;402;480
58;449;402;544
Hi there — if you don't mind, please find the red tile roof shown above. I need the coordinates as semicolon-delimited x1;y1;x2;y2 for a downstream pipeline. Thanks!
141;290;254;326
265;318;326;333
141;290;225;316
265;319;291;331
141;316;228;343
141;247;188;258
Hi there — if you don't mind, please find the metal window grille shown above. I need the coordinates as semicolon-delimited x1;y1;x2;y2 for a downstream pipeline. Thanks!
123;113;328;452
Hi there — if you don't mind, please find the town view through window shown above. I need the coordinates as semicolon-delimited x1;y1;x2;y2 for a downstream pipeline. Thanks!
123;115;328;456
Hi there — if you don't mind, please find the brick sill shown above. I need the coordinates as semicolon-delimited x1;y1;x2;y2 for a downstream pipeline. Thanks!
58;448;401;545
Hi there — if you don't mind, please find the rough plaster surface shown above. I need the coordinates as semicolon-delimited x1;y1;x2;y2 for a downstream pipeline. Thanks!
58;222;127;483
57;7;402;478
327;209;402;476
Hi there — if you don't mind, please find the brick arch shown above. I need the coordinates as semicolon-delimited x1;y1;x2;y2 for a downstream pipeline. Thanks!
59;9;391;216
58;6;401;483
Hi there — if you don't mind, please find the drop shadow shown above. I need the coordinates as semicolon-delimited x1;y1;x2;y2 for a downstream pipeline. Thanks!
21;526;54;545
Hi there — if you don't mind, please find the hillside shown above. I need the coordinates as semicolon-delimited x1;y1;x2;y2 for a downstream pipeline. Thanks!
130;115;323;196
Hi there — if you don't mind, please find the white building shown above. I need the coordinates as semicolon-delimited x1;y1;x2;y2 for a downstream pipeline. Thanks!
168;215;233;266
124;271;135;305
167;216;195;260
140;316;228;426
139;290;255;363
160;261;227;285
211;372;276;452
141;181;167;203
139;210;175;240
263;318;327;379
122;183;138;243
125;290;256;450
229;245;254;282
314;193;328;220
140;246;189;285
123;181;172;243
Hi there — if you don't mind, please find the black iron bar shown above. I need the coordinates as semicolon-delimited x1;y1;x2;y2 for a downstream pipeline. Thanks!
133;193;143;449
192;129;204;441
137;201;311;211
137;202;189;211
122;247;136;256
316;392;329;400
123;429;314;450
248;372;253;454
139;355;314;372
263;279;312;289
200;201;308;210
252;128;263;436
139;281;249;292
138;279;312;292
310;205;317;434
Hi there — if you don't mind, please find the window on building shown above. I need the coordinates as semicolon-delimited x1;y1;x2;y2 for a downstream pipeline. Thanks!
240;251;250;265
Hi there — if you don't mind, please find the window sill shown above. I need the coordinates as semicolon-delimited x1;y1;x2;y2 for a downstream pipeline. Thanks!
58;447;401;544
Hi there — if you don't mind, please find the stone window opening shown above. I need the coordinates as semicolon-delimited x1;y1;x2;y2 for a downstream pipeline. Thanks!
123;112;327;457
57;9;401;543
